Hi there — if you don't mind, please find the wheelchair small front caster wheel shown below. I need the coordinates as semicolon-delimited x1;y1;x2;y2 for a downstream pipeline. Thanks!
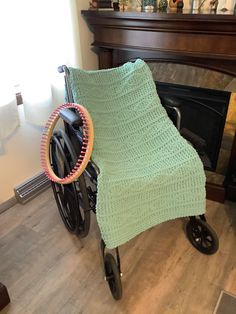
104;253;122;300
185;219;219;255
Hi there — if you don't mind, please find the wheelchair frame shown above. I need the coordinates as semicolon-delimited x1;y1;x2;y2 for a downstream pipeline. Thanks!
47;64;219;300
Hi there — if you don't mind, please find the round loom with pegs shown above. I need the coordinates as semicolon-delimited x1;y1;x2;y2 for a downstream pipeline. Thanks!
40;103;94;184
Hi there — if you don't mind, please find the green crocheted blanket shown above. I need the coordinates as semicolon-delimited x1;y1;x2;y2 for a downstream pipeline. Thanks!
69;59;205;249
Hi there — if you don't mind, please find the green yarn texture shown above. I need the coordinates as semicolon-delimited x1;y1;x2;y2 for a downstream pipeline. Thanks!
69;59;206;249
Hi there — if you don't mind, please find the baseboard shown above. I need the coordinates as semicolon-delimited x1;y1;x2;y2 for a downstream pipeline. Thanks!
226;184;236;202
0;196;17;214
206;183;226;203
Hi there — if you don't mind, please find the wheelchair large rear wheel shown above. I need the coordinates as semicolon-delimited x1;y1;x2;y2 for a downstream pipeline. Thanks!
185;218;219;255
52;181;80;234
50;131;90;237
104;253;122;300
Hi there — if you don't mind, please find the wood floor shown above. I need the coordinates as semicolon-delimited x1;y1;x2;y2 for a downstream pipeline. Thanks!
0;189;236;314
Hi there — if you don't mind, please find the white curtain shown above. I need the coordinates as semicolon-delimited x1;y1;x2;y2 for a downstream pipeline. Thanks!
0;0;82;131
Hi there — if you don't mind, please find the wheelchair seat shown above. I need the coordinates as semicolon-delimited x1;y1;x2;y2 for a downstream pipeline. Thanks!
67;59;206;249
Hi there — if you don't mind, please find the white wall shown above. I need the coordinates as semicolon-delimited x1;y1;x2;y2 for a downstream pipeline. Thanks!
76;0;98;70
0;106;42;203
0;0;98;203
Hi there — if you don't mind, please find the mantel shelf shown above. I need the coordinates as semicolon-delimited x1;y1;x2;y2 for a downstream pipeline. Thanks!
82;9;236;21
81;9;236;76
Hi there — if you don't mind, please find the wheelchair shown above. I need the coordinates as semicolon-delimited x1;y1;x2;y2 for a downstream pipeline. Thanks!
41;62;219;300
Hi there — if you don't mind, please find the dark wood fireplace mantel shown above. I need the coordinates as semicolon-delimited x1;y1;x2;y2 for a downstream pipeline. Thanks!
82;10;236;75
82;10;236;202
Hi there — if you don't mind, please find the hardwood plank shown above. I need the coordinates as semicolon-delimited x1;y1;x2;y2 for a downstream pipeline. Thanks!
0;189;235;313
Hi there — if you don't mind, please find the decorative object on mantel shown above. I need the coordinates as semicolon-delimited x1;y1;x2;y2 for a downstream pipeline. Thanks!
89;0;113;10
130;0;142;11
169;0;178;9
198;0;207;10
113;1;120;10
158;0;168;10
142;0;157;11
119;0;129;10
89;0;99;8
217;0;235;12
209;0;219;12
169;0;184;11
191;0;218;12
177;0;184;10
191;0;207;11
98;0;112;8
191;0;199;10
169;0;177;11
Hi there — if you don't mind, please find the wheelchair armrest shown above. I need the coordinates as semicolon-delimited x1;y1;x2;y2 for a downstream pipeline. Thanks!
59;106;100;179
160;96;182;131
60;108;83;129
160;96;182;108
72;128;100;178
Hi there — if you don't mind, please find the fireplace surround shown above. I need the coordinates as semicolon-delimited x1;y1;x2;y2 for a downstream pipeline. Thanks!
81;10;236;202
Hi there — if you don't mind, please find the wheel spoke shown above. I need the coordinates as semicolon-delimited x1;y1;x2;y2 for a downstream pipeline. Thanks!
201;228;213;248
64;185;76;200
192;224;202;244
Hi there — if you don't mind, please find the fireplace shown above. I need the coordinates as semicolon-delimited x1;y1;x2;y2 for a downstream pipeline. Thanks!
81;9;236;202
156;82;231;172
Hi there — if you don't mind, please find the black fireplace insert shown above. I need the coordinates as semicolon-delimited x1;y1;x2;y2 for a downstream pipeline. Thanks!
156;82;231;172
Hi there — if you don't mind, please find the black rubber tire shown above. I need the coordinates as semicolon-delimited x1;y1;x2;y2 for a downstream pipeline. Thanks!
185;219;219;255
104;253;122;300
50;130;90;237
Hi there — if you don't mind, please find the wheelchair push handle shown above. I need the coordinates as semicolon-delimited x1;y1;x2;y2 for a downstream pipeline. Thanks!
58;64;74;103
57;65;70;75
59;108;83;129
